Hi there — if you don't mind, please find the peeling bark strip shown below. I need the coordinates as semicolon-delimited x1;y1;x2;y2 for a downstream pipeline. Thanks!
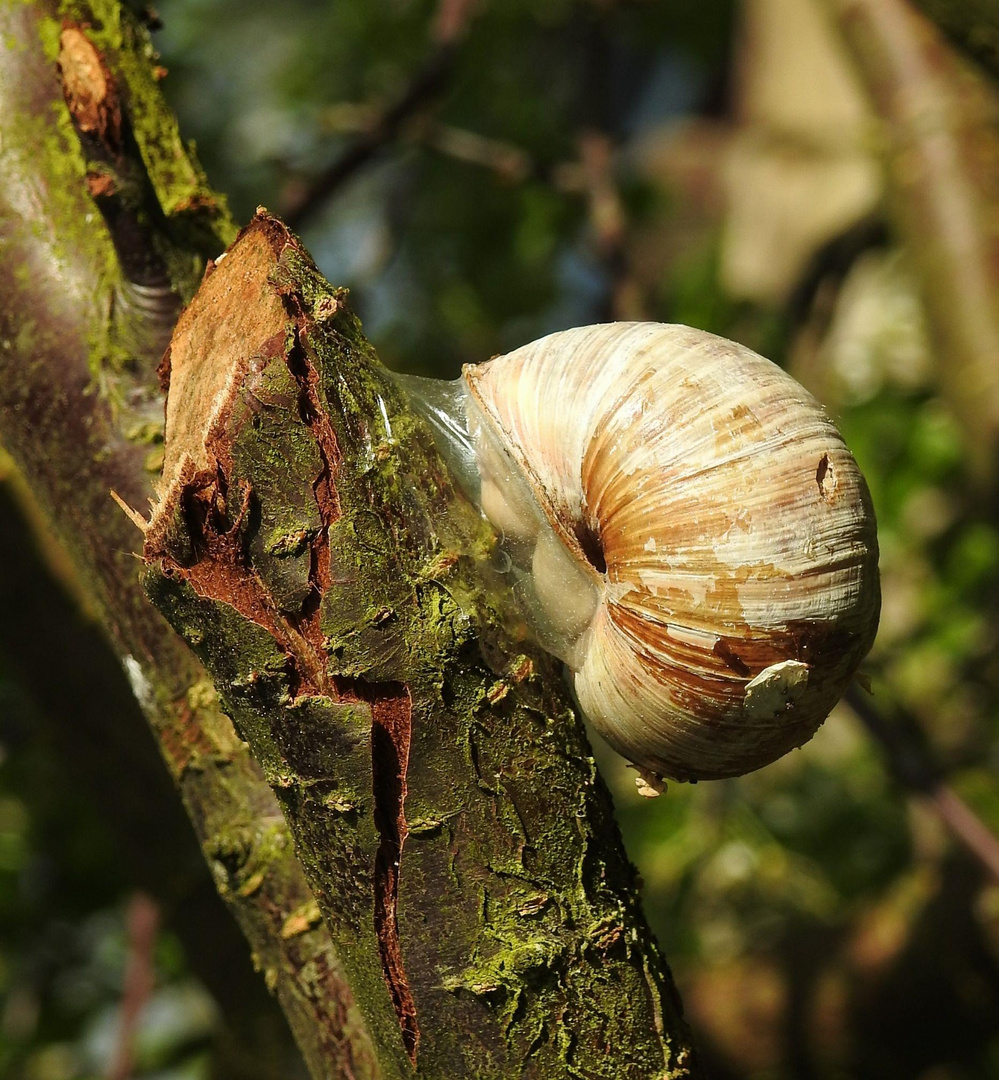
143;211;698;1078
369;685;419;1062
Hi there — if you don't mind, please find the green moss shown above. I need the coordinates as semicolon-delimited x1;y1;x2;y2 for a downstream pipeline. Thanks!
125;419;165;444
143;569;294;773
39;0;237;346
282;898;323;938
444;931;565;995
31;11;211;408
204;815;295;903
58;0;237;255
228;354;325;610
4;86;130;405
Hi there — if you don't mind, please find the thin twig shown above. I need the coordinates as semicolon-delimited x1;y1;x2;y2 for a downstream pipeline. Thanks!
316;107;538;183
577;130;646;320
845;684;999;883
416;120;534;182
283;0;478;229
926;785;999;883
305;101;650;318
107;893;159;1080
431;0;477;46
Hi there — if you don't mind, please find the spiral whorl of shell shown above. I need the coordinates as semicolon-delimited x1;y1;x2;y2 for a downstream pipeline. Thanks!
463;323;880;781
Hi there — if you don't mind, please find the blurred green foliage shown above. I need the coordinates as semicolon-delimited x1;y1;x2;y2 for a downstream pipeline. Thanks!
4;0;999;1077
0;659;216;1080
156;0;736;372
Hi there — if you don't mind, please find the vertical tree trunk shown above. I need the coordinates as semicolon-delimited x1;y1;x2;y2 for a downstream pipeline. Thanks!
0;1;378;1075
820;0;999;481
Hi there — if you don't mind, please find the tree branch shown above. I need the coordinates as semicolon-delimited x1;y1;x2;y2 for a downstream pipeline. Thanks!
0;461;307;1080
108;893;159;1080
283;0;478;230
138;209;697;1078
0;2;378;1075
909;0;999;80
846;685;999;882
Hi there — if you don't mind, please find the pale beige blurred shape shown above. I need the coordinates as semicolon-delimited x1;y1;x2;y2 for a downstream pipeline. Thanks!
791;248;934;406
721;0;882;302
804;250;933;402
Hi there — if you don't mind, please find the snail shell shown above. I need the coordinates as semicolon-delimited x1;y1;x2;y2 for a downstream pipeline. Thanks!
460;323;880;783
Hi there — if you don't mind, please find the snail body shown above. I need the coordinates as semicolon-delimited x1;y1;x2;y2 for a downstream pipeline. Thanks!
407;323;880;782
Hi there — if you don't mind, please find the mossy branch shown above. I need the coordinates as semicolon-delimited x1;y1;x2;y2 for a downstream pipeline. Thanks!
138;210;697;1079
0;1;378;1075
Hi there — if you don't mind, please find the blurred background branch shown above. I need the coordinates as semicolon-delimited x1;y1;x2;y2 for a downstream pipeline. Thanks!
846;684;999;882
910;0;999;78
107;895;158;1080
282;0;479;228
820;0;999;484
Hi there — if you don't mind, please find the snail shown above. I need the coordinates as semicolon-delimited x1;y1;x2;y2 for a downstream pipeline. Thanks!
399;323;880;785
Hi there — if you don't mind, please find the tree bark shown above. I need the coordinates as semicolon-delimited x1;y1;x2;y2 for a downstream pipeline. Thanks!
0;461;305;1080
0;2;377;1076
0;1;698;1077
138;209;695;1078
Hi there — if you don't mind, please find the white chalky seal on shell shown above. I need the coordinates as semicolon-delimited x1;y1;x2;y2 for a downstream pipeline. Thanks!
744;660;810;719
